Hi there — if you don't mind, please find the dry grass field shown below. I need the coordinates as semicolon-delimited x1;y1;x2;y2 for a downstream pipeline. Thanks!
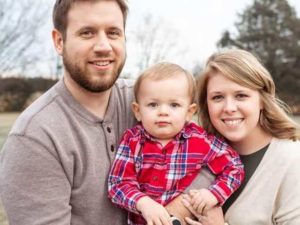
0;113;19;149
0;113;18;225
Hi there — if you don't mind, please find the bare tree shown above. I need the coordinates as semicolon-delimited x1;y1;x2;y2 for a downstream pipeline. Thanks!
0;0;49;76
126;14;186;74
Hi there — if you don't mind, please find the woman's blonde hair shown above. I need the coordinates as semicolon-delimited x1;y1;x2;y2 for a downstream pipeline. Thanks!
197;49;300;141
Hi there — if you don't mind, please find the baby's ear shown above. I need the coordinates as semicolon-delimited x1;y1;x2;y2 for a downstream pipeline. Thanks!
131;102;141;121
186;103;197;121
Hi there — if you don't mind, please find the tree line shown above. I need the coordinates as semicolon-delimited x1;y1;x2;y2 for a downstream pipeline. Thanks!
0;78;57;112
0;0;299;113
217;0;300;110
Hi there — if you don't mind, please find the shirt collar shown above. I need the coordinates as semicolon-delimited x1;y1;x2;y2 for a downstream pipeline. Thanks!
137;122;196;144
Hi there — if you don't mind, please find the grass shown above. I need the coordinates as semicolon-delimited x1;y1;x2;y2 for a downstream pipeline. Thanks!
0;113;19;149
0;112;19;225
0;200;8;225
0;113;299;224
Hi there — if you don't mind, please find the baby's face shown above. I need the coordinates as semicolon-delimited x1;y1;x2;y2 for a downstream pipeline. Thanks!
133;74;196;145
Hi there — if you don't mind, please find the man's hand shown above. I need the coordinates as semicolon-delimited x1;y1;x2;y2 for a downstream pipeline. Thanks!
137;196;172;225
188;189;218;214
182;194;225;225
165;194;197;225
165;168;216;224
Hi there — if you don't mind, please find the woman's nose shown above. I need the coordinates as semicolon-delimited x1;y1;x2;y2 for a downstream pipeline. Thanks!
223;98;238;113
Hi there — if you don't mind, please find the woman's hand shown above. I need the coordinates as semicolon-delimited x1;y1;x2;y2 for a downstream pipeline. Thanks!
182;194;225;225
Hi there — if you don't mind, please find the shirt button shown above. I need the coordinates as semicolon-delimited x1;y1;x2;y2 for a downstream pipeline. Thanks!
153;176;158;181
110;145;114;152
107;127;111;133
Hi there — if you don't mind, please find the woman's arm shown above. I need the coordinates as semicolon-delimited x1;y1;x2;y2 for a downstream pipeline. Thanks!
273;146;300;224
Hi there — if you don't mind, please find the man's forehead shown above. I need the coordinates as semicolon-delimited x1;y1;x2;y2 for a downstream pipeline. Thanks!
67;1;124;27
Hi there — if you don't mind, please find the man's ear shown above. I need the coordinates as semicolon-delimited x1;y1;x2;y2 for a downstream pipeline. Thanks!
132;102;141;122
186;103;197;122
52;29;64;55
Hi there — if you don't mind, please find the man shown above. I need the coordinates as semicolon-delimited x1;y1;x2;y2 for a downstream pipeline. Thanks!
0;0;134;224
0;0;212;224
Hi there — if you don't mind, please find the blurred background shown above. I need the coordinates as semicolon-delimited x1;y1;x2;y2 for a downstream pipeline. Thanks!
1;0;300;223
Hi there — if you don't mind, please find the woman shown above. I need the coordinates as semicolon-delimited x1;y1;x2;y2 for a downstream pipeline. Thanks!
184;49;300;225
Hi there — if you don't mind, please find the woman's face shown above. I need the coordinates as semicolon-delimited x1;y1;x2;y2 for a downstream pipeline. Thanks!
206;72;264;150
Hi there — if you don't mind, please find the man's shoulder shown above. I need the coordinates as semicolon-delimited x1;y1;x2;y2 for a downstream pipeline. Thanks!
115;78;135;89
110;78;136;114
9;84;63;136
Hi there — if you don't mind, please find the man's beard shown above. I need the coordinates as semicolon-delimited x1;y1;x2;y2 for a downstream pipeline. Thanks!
62;51;125;93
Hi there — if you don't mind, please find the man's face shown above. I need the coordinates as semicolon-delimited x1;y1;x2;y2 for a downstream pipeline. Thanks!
61;1;126;92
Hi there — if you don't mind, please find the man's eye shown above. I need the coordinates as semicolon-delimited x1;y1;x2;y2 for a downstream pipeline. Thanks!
80;31;94;38
108;30;122;38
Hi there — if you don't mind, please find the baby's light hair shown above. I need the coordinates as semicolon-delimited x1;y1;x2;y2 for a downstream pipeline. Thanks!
134;62;196;103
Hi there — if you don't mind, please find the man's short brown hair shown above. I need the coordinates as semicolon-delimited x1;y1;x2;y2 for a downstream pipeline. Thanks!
52;0;128;40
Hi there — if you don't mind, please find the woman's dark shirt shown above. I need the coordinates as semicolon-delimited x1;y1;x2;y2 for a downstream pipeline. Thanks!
222;144;269;214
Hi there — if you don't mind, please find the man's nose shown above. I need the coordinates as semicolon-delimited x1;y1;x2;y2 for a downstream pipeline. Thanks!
93;32;112;53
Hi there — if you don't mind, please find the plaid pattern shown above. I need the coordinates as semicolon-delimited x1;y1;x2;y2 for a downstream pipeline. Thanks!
108;122;244;225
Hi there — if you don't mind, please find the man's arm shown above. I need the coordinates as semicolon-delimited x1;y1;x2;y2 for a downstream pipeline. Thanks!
165;168;215;224
108;130;147;213
0;135;71;225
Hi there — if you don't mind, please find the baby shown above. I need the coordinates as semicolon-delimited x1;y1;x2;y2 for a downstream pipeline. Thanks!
108;62;244;225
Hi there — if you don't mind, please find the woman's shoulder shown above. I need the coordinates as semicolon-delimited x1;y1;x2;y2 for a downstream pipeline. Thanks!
271;138;300;148
269;138;300;159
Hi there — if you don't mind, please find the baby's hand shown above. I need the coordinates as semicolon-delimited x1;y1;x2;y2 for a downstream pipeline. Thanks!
188;189;218;214
137;196;172;225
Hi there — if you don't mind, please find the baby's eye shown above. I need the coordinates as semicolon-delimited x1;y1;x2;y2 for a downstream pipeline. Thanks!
170;103;180;108
147;102;158;108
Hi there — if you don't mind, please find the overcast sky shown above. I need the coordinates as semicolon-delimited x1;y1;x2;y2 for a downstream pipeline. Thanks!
33;0;300;77
123;0;300;73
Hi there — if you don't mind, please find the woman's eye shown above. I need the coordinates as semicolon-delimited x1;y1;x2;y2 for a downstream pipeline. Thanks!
236;94;248;100
211;95;223;101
